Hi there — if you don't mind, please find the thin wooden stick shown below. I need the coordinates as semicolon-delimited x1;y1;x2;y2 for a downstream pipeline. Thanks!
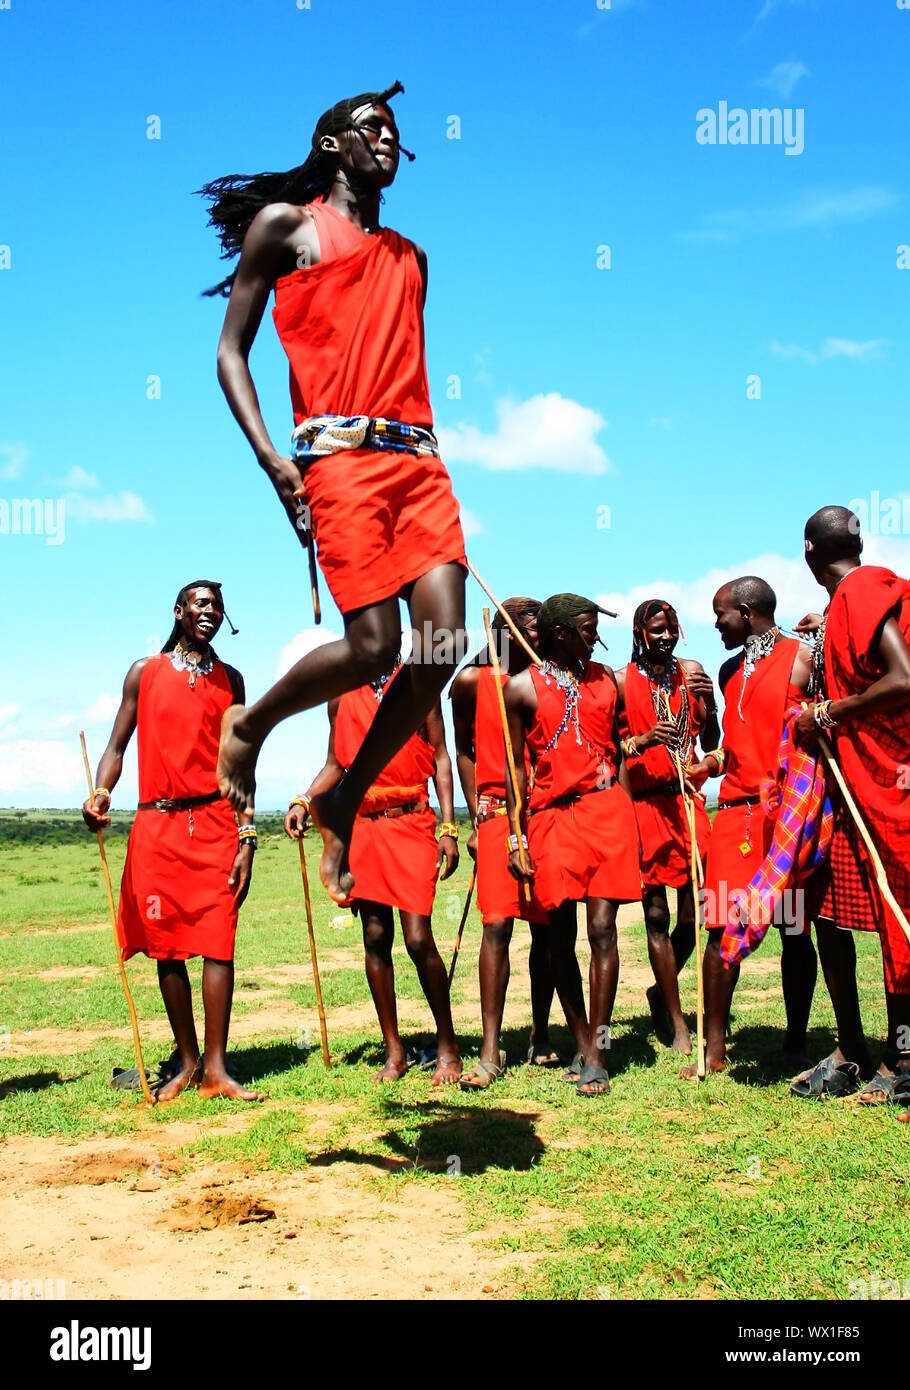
447;865;476;987
298;837;331;1067
661;693;706;1079
467;560;542;667
483;607;532;903
79;733;156;1107
814;731;910;948
294;498;321;624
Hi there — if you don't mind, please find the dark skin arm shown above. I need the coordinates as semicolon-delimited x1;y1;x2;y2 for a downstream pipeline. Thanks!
686;654;741;792
425;699;459;880
284;697;344;839
82;659;254;907
449;666;480;860
503;669;536;882
796;616;910;741
680;658;720;752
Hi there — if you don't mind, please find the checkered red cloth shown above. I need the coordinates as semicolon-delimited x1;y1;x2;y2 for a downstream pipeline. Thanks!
719;709;833;967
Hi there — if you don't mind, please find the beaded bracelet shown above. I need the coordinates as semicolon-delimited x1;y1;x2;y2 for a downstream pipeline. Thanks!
506;831;529;853
238;825;258;850
620;736;639;758
291;794;310;811
94;787;111;801
814;700;838;730
437;821;458;840
709;748;727;775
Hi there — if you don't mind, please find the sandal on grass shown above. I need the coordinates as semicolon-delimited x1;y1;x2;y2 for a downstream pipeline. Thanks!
527;1043;562;1068
459;1051;507;1091
856;1067;910;1106
789;1052;860;1100
564;1053;584;1084
576;1062;610;1097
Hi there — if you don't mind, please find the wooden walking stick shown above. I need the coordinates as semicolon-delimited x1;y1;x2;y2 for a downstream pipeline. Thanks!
661;693;706;1079
466;560;542;667
79;732;156;1107
482;606;532;903
813;728;910;949
447;865;476;987
295;498;321;624
297;837;331;1067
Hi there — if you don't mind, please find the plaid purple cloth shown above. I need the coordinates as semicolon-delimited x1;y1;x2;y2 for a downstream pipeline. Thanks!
719;709;834;967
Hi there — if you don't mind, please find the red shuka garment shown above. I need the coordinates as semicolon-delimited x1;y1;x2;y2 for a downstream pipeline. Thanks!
815;566;910;989
703;639;803;925
335;674;439;916
271;200;465;616
525;662;641;911
619;662;711;890
474;666;543;925
117;655;239;962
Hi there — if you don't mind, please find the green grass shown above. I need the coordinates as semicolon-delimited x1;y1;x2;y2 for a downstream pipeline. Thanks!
1;809;907;1300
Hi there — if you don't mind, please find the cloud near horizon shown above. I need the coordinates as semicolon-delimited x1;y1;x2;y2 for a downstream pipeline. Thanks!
438;394;611;475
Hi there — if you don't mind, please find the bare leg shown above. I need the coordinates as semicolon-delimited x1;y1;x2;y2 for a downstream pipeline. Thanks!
218;597;403;813
477;917;513;1064
681;930;737;1078
528;920;558;1059
581;898;618;1093
310;563;467;902
814;918;870;1070
197;958;263;1100
643;886;691;1054
359;902;409;1081
547;902;589;1061
155;960;200;1101
779;925;817;1068
400;911;461;1085
670;879;698;972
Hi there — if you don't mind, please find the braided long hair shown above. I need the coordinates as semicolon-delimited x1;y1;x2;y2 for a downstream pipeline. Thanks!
162;580;227;654
197;81;412;297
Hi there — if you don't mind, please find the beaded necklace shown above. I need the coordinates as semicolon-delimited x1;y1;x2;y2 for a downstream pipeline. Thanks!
170;642;214;690
809;615;828;697
640;657;692;758
369;668;398;703
540;659;583;753
737;627;780;720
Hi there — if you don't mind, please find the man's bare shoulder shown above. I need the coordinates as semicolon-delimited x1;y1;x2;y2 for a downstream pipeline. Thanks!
245;201;314;254
506;666;536;705
450;664;481;703
679;657;705;674
718;654;740;692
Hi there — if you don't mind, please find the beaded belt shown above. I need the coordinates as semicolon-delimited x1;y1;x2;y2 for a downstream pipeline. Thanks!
631;780;680;803
136;791;221;813
291;414;440;468
360;798;429;821
476;794;508;823
717;795;761;810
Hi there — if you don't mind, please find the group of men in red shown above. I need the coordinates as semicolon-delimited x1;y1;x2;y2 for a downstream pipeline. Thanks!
83;82;910;1109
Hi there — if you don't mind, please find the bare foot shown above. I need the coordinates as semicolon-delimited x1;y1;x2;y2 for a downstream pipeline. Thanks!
671;1026;693;1056
680;1055;727;1080
217;705;259;815
309;789;355;905
646;985;673;1046
154;1058;200;1103
371;1058;410;1083
197;1068;264;1101
431;1052;462;1086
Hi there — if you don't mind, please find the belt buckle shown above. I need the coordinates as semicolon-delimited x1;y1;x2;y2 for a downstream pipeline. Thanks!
155;798;172;813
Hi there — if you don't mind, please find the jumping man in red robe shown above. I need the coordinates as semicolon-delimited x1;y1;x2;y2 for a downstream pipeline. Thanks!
505;594;642;1097
795;506;910;1105
285;674;462;1086
82;583;262;1102
615;599;719;1054
201;83;466;906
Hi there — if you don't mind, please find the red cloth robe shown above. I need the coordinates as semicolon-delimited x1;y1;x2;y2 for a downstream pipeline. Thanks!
815;565;910;991
703;639;804;928
474;666;544;925
335;674;439;916
619;662;711;889
117;654;239;962
271;199;465;616
526;662;641;911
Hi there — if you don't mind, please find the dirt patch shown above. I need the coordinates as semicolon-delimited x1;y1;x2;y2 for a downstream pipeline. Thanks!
168;1190;276;1231
34;966;104;981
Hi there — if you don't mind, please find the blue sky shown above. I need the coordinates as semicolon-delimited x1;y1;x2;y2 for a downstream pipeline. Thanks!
1;0;908;808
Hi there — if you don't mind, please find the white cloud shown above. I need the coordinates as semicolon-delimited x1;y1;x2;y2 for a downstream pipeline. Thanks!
438;394;611;475
0;703;20;728
757;59;809;98
747;0;810;37
0;442;28;481
0;739;85;793
276;627;342;679
65;490;153;524
84;693;121;723
61;466;100;490
771;337;887;366
680;186;897;245
459;507;484;540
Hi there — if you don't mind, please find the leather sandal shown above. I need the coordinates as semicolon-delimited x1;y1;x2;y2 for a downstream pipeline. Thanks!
459;1050;507;1091
789;1052;860;1100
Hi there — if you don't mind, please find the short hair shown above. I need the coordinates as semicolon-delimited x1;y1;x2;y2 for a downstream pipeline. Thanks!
805;505;862;565
723;576;777;619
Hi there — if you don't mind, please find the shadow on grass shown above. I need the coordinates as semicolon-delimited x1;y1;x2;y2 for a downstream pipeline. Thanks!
724;1024;835;1086
309;1100;546;1174
0;1070;87;1098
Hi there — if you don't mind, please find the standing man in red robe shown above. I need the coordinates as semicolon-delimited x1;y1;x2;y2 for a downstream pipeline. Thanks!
795;506;910;1105
504;594;642;1097
615;599;719;1054
449;599;565;1089
684;577;819;1078
82;583;262;1102
284;673;462;1086
201;83;466;906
